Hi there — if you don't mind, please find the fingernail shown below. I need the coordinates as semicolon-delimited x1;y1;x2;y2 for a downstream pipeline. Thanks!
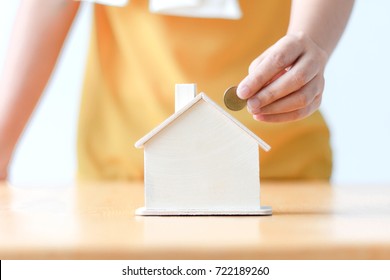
247;97;261;111
237;84;250;99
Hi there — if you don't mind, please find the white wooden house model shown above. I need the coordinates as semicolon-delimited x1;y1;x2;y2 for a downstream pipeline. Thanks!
135;84;271;215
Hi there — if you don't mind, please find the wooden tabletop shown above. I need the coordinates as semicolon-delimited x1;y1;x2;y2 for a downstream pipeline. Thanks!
1;181;389;259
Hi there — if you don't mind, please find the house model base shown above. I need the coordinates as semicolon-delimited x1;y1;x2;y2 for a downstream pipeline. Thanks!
134;84;272;217
136;206;272;216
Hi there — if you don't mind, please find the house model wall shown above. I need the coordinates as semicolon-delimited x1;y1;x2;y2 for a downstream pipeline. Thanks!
135;84;271;216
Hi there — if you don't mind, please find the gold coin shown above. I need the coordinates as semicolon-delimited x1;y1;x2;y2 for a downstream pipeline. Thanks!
223;86;247;111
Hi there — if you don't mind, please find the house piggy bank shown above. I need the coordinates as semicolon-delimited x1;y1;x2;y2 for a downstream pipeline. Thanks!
135;84;271;216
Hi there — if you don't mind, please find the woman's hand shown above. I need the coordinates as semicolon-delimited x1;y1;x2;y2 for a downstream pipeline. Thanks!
0;163;8;182
0;173;7;182
0;154;10;181
237;32;329;122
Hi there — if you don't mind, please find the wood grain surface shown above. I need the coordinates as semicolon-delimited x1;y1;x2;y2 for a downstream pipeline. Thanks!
1;181;389;259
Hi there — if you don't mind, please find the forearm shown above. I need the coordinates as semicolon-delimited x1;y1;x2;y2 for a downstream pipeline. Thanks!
287;0;354;57
0;0;80;176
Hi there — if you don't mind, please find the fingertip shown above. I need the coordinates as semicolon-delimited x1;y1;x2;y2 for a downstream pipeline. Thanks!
246;105;254;114
237;83;250;99
253;114;265;122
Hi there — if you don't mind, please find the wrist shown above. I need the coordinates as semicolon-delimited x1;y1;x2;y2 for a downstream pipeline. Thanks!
0;144;12;181
0;171;8;181
0;161;9;181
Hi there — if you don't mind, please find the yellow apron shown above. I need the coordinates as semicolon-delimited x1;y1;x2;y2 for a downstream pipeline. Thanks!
77;0;332;180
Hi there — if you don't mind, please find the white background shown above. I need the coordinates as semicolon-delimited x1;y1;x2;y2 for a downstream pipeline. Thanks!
1;1;389;186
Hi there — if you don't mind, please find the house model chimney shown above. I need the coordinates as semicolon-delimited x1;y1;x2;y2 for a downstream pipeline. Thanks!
175;84;197;112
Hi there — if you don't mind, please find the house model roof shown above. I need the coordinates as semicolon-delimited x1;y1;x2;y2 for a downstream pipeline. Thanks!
135;92;271;151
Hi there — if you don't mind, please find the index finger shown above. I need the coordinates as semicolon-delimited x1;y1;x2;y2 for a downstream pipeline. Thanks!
237;36;304;99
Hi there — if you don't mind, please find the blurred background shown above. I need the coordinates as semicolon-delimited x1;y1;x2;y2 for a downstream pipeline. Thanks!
1;1;389;186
